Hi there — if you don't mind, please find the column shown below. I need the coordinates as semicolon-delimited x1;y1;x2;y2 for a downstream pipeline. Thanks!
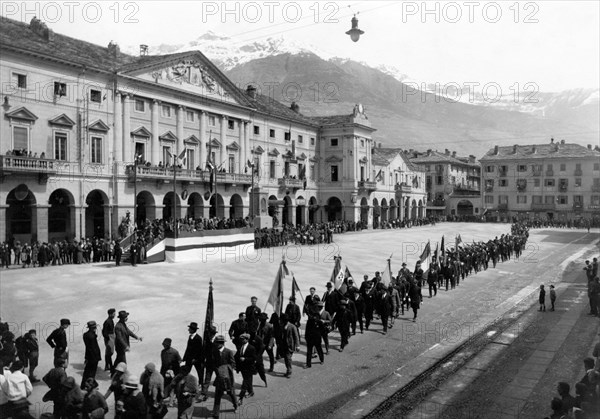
36;204;49;243
122;94;132;162
244;121;250;171
103;204;111;239
151;100;160;165
238;121;244;173
319;135;326;182
177;106;185;156
199;111;206;166
220;115;227;168
0;205;6;242
114;92;123;162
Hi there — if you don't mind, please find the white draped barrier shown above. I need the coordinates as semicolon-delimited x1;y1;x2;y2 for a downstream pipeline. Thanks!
164;228;256;263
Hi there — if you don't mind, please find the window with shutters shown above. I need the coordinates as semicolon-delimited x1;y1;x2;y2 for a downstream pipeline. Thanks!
13;126;29;150
54;132;68;161
91;136;103;163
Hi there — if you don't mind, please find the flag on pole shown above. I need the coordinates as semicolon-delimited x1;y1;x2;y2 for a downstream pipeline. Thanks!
419;241;431;272
291;275;301;300
177;149;187;168
331;255;345;290
267;258;289;316
434;242;439;262
455;234;462;250
441;235;446;266
202;278;214;348
339;266;353;295
381;255;393;287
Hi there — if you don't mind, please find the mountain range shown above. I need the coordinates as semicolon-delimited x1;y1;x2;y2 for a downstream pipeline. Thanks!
124;32;599;157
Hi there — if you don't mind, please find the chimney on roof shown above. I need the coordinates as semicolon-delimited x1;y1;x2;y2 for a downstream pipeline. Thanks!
29;17;54;42
452;151;457;158
595;145;600;152
378;142;382;148
554;143;560;152
246;85;257;99
427;149;432;156
108;41;120;58
560;139;565;145
513;144;518;154
532;145;537;154
445;149;450;156
139;44;149;56
588;144;592;150
494;145;499;155
550;137;554;144
290;101;300;113
469;154;476;163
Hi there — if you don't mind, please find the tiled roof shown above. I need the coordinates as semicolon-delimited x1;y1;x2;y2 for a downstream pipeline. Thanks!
410;150;479;167
246;94;318;126
312;114;355;126
373;148;427;171
0;16;135;71
480;142;600;161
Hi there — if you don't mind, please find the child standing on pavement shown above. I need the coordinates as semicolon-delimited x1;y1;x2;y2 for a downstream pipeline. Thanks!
539;284;546;312
549;285;556;311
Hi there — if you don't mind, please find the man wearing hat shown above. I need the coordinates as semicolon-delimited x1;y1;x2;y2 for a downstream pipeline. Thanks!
234;333;256;404
317;301;332;354
81;321;102;388
322;282;339;316
280;314;300;378
46;318;70;365
303;287;318;317
332;300;352;351
183;322;203;384
121;375;147;418
245;297;262;336
200;324;218;401
257;313;275;372
114;311;143;365
211;335;237;418
160;338;181;381
284;296;301;330
102;308;116;373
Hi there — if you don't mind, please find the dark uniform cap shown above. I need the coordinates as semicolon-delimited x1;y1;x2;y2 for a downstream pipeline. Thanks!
60;318;71;326
214;335;226;343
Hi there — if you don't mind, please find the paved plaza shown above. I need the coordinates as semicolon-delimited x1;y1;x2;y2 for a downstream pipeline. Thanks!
1;223;598;418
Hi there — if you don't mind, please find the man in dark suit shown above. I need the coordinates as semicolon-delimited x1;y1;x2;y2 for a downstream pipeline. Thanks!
234;333;256;404
245;297;262;336
228;313;247;349
102;308;116;373
81;320;101;388
284;296;301;329
377;284;393;335
46;318;70;365
211;335;237;418
322;282;339;316
183;322;203;383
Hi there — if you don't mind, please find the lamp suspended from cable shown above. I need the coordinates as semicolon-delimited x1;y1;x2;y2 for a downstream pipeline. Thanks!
346;13;364;42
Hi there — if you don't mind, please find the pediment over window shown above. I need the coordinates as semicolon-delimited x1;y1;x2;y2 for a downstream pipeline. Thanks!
282;150;294;159
6;107;38;122
88;119;110;132
226;141;240;151
252;146;265;154
297;153;307;160
131;127;151;137
159;131;177;142
49;113;75;127
359;156;368;164
184;135;199;144
325;155;343;163
268;148;280;157
206;138;221;148
309;156;319;163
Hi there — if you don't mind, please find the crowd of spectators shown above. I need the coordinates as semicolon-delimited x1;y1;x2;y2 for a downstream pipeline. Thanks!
4;149;46;159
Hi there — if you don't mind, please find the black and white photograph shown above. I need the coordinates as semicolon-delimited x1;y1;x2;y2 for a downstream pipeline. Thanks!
0;1;599;418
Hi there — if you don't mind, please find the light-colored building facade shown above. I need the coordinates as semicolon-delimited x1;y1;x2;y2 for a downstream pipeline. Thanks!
409;149;482;217
0;17;426;244
479;140;600;222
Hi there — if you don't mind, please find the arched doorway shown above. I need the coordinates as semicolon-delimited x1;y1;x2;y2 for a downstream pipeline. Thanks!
229;194;243;219
49;189;75;241
209;194;225;218
404;198;410;220
418;200;424;218
296;196;306;226
326;197;342;221
136;191;155;225
282;196;292;226
6;184;36;243
457;200;474;216
162;192;181;221
187;193;204;219
308;197;318;224
373;198;380;228
360;197;369;226
381;198;388;223
411;199;417;219
86;190;108;238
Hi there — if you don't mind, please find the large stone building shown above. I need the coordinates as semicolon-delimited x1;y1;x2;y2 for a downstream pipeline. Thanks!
408;149;482;217
0;16;426;244
479;139;600;222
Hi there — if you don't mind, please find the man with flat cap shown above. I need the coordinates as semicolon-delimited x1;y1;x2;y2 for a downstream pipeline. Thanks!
114;310;143;365
183;322;203;384
284;296;301;330
47;318;70;365
235;333;256;405
102;308;116;373
211;335;237;418
160;337;181;379
81;321;102;388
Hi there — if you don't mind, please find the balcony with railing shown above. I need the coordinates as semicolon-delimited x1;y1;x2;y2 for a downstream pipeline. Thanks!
453;184;480;195
278;177;303;189
532;170;542;177
358;180;377;191
427;199;446;208
546;170;554;177
589;204;600;211
126;165;253;185
394;183;412;193
1;154;59;183
573;202;584;211
574;169;583;176
531;202;556;211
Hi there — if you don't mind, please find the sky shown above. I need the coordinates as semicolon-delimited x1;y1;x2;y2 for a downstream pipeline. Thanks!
1;0;598;92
